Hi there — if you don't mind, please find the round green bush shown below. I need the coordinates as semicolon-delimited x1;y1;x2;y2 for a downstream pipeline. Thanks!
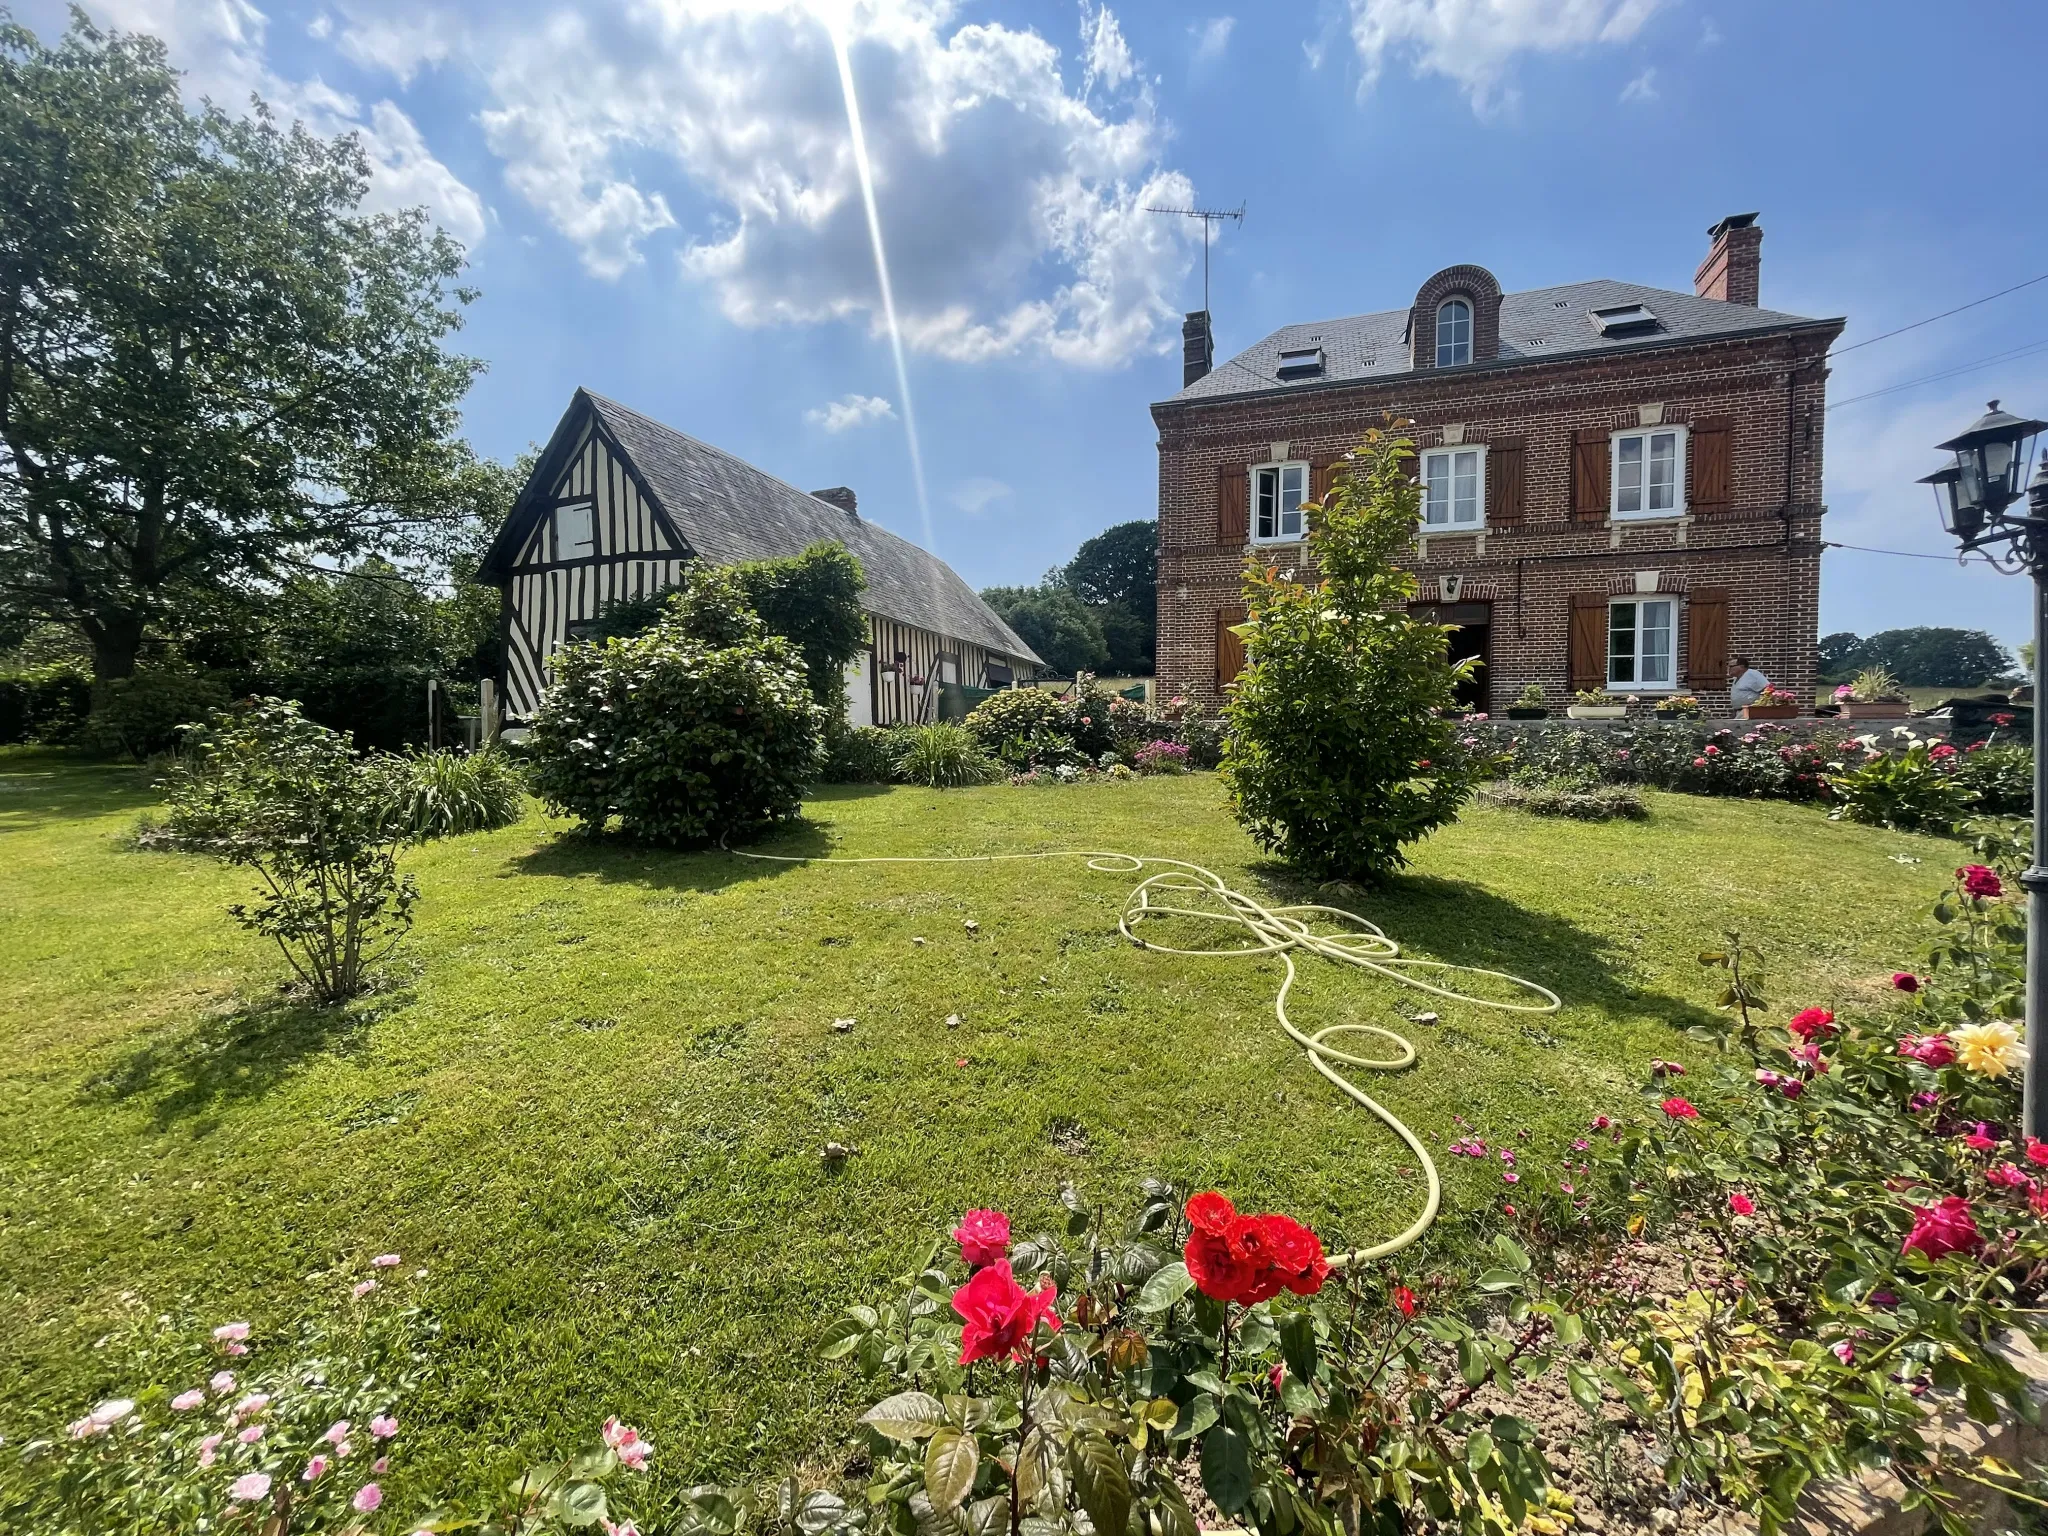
524;568;825;844
964;688;1082;770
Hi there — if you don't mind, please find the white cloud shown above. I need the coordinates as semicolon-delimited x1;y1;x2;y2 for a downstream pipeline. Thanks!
805;393;897;432
1190;16;1235;66
67;0;484;246
1619;66;1657;103
1345;0;1667;114
949;476;1013;516
334;6;460;86
476;0;1199;365
1698;16;1723;47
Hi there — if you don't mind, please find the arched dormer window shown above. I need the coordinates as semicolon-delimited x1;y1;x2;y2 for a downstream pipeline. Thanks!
1436;299;1472;367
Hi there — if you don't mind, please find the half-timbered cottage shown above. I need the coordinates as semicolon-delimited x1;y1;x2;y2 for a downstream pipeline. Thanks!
478;390;1041;724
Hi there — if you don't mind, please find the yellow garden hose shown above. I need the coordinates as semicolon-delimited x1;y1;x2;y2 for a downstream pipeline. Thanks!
724;843;1561;1262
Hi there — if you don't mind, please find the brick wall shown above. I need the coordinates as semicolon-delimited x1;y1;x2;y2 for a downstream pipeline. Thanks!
1153;326;1840;716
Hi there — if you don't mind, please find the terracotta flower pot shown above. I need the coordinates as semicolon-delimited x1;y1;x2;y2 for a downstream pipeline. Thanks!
1742;704;1799;720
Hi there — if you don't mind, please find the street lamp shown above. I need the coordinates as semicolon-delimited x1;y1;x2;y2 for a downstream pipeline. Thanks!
1922;401;2048;1136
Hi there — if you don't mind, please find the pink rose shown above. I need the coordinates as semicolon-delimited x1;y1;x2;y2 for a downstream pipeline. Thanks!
1902;1195;1983;1260
171;1390;205;1411
353;1280;377;1299
371;1254;402;1268
352;1484;383;1513
238;1425;264;1445
323;1421;351;1446
1787;1008;1835;1042
209;1371;236;1394
212;1322;250;1344
1728;1191;1755;1217
228;1473;272;1503
1963;1123;1998;1151
950;1208;1012;1268
1899;1034;1956;1068
1987;1162;2032;1190
1831;1340;1856;1364
303;1455;329;1482
1959;865;2004;900
1892;972;1920;992
370;1415;398;1440
198;1434;222;1468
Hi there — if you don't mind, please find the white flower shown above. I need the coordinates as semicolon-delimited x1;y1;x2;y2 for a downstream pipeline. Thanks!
1891;725;1913;738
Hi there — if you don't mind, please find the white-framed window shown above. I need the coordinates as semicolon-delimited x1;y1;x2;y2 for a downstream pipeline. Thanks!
1610;427;1688;520
1252;461;1310;542
1608;597;1677;690
1420;445;1487;531
554;500;596;559
1436;299;1472;366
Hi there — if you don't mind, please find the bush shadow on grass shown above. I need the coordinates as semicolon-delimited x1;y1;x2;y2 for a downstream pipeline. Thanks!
0;749;156;834
1245;861;1724;1039
82;989;398;1131
509;815;837;893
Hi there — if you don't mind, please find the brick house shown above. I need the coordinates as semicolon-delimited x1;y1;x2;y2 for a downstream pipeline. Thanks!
1151;214;1844;716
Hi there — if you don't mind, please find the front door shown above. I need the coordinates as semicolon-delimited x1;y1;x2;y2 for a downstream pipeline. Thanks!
1412;602;1491;714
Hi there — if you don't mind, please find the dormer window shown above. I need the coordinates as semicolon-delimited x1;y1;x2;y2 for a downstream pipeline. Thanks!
1436;299;1472;366
554;500;595;559
1276;346;1324;379
1590;302;1660;337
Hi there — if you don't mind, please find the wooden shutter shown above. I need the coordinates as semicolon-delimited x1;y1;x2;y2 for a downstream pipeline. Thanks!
1311;461;1342;505
1216;606;1247;688
1486;437;1525;527
1571;428;1610;521
1569;594;1607;689
1216;466;1249;545
1690;417;1733;513
1687;588;1730;685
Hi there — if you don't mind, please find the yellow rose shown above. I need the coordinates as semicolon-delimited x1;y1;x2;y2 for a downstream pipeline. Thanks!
1953;1020;2026;1079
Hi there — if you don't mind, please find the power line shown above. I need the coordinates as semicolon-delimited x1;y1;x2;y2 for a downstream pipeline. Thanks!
1827;337;2048;410
1831;272;2048;356
1821;539;1999;564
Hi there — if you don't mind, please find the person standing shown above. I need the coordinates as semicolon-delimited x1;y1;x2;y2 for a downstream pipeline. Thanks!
1728;655;1769;709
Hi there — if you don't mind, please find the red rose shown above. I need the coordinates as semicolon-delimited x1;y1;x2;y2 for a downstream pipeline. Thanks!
1891;973;1920;993
1787;1008;1836;1042
1184;1231;1253;1303
1964;1122;1998;1152
1987;1162;2033;1190
1661;1096;1700;1120
952;1260;1060;1364
1901;1196;1983;1261
1778;1078;1805;1100
2027;1138;2048;1168
1728;1191;1755;1217
1185;1191;1235;1236
1224;1216;1291;1304
1959;865;2004;900
1393;1285;1418;1317
951;1209;1011;1268
1256;1213;1330;1297
1930;743;1958;761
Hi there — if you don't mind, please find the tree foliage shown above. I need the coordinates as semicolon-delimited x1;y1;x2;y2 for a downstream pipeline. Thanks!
0;14;489;680
525;566;825;845
1062;519;1155;674
1817;628;2014;688
980;584;1107;677
1223;425;1475;881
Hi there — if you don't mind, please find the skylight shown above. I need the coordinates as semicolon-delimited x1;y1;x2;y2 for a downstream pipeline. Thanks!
1590;303;1661;337
1276;346;1324;379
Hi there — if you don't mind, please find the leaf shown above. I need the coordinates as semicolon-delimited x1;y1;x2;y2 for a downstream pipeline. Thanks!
862;1391;948;1442
1131;1261;1193;1314
1070;1433;1133;1536
1171;1394;1219;1442
819;1314;873;1360
965;1497;1009;1536
1278;1310;1317;1381
1492;1235;1532;1273
797;1492;850;1535
1457;1338;1488;1387
1199;1426;1253;1515
1565;1363;1602;1410
925;1428;980;1513
553;1482;609;1528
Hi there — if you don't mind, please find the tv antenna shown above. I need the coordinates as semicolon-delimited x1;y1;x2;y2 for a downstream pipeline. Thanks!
1145;202;1244;315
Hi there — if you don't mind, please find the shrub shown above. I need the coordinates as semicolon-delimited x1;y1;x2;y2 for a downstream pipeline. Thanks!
1827;740;1973;832
163;700;417;1003
1158;692;1227;768
1224;425;1476;880
893;723;1000;788
1132;739;1191;775
82;670;231;760
820;722;904;784
1485;779;1648;821
1951;740;2032;815
524;566;825;844
963;687;1081;771
385;748;525;839
0;661;91;744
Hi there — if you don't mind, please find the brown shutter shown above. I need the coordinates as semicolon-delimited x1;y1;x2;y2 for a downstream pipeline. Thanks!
1571;428;1610;521
1216;606;1248;688
1216;466;1249;545
1486;437;1525;526
1690;417;1733;513
1687;588;1730;685
1569;594;1607;690
1311;461;1341;505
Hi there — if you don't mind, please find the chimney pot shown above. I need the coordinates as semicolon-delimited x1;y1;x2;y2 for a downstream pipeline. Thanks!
811;486;858;517
1182;310;1214;387
1696;212;1762;306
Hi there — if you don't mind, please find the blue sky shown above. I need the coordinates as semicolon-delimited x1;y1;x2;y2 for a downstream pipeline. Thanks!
26;0;2048;653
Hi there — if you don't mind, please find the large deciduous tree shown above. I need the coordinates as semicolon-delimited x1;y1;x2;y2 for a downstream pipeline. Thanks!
0;14;486;681
1061;518;1155;675
980;583;1108;678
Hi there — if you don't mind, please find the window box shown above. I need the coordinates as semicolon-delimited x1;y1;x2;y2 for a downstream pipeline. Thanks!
1506;706;1549;720
1741;704;1800;720
1566;704;1628;720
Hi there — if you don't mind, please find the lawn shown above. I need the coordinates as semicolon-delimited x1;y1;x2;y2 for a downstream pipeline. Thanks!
0;749;1961;1511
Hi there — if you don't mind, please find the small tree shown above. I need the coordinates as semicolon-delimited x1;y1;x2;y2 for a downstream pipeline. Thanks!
164;700;417;1002
1223;424;1474;881
525;567;825;844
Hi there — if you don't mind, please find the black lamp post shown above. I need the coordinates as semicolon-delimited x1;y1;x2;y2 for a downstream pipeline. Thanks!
1921;401;2048;1135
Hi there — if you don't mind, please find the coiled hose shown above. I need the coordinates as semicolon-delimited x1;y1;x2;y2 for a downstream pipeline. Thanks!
724;843;1560;1263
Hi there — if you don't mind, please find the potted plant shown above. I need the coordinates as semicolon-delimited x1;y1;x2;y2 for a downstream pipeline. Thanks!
1566;688;1628;721
1742;684;1801;720
1653;694;1701;719
1834;666;1913;721
1506;683;1549;721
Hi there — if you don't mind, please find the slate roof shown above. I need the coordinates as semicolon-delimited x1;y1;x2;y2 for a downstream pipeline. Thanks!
1165;280;1842;405
493;391;1040;666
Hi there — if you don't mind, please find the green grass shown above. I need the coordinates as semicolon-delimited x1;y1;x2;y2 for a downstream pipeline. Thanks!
0;748;1960;1509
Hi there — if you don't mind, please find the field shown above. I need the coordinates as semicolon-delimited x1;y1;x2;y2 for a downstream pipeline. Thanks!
0;749;1959;1509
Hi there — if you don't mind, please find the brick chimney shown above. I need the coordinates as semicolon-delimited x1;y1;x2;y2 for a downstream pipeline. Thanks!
811;486;858;517
1695;213;1762;306
1182;310;1214;387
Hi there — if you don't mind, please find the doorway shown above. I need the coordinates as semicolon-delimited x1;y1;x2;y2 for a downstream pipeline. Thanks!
1412;601;1491;714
